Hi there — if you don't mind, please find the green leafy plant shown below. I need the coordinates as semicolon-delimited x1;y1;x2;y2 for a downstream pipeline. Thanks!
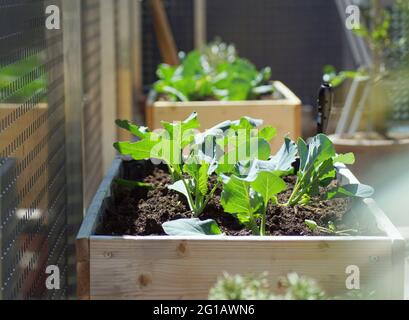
220;171;286;236
304;219;357;236
154;40;274;102
0;55;47;103
285;134;374;206
115;112;274;218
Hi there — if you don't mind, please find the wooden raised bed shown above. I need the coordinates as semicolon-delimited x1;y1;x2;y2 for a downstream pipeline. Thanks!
146;81;302;153
76;158;405;300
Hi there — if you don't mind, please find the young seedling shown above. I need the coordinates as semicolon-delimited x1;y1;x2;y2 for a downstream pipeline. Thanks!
220;170;286;236
304;219;358;236
285;134;374;206
115;112;275;218
220;137;298;235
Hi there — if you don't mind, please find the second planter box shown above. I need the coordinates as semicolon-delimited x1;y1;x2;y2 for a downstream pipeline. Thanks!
146;81;302;152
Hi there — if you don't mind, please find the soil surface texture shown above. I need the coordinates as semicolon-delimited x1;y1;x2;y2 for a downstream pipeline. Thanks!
97;161;381;237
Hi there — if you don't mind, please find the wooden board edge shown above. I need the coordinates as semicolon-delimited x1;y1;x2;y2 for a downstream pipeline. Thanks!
146;80;301;109
90;234;392;242
273;81;302;105
391;237;406;299
76;237;90;300
76;158;122;239
336;164;404;241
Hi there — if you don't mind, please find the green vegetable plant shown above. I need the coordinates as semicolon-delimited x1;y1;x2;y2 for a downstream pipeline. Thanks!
219;137;297;235
115;114;374;237
285;134;374;206
114;112;274;218
154;40;274;102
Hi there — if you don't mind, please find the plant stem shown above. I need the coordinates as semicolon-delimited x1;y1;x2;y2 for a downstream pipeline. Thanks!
260;211;266;236
201;181;220;212
180;177;197;216
286;180;301;206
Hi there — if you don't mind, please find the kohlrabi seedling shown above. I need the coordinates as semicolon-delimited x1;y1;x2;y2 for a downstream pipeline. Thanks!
286;134;374;206
115;112;274;218
219;138;297;235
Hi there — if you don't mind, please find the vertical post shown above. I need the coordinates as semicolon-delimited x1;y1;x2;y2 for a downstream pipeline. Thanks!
116;0;134;140
130;0;144;125
62;0;85;297
194;0;207;50
100;0;118;173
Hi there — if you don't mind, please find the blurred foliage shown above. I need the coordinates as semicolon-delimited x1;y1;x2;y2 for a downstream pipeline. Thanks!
154;39;274;102
208;272;275;300
0;55;47;103
323;0;409;132
209;272;378;300
208;272;326;300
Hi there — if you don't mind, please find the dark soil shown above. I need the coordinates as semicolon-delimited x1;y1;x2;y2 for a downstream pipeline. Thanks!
97;161;382;237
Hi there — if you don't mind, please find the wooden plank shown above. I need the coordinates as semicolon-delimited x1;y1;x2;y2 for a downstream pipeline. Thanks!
147;82;302;153
89;236;395;299
80;161;405;300
100;0;118;174
76;158;121;299
149;0;179;65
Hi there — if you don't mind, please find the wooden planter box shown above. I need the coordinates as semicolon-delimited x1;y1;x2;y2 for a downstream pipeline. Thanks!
76;158;405;300
146;81;302;152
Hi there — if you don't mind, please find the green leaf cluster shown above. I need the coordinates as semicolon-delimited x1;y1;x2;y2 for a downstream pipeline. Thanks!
154;40;274;102
114;113;275;220
114;114;374;237
286;134;374;206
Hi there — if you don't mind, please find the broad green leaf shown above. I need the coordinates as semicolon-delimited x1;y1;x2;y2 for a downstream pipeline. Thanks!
258;126;277;142
161;112;200;139
114;140;157;160
307;134;336;169
115;120;150;139
333;153;355;165
168;180;194;210
162;218;222;236
304;219;318;231
324;184;374;200
251;171;287;207
156;63;176;80
220;175;261;221
257;137;297;174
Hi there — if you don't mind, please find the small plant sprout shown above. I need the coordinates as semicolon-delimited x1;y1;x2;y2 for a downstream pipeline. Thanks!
221;171;286;236
304;219;358;236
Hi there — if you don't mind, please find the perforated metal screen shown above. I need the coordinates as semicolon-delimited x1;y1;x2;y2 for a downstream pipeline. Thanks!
0;0;137;299
0;0;67;299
